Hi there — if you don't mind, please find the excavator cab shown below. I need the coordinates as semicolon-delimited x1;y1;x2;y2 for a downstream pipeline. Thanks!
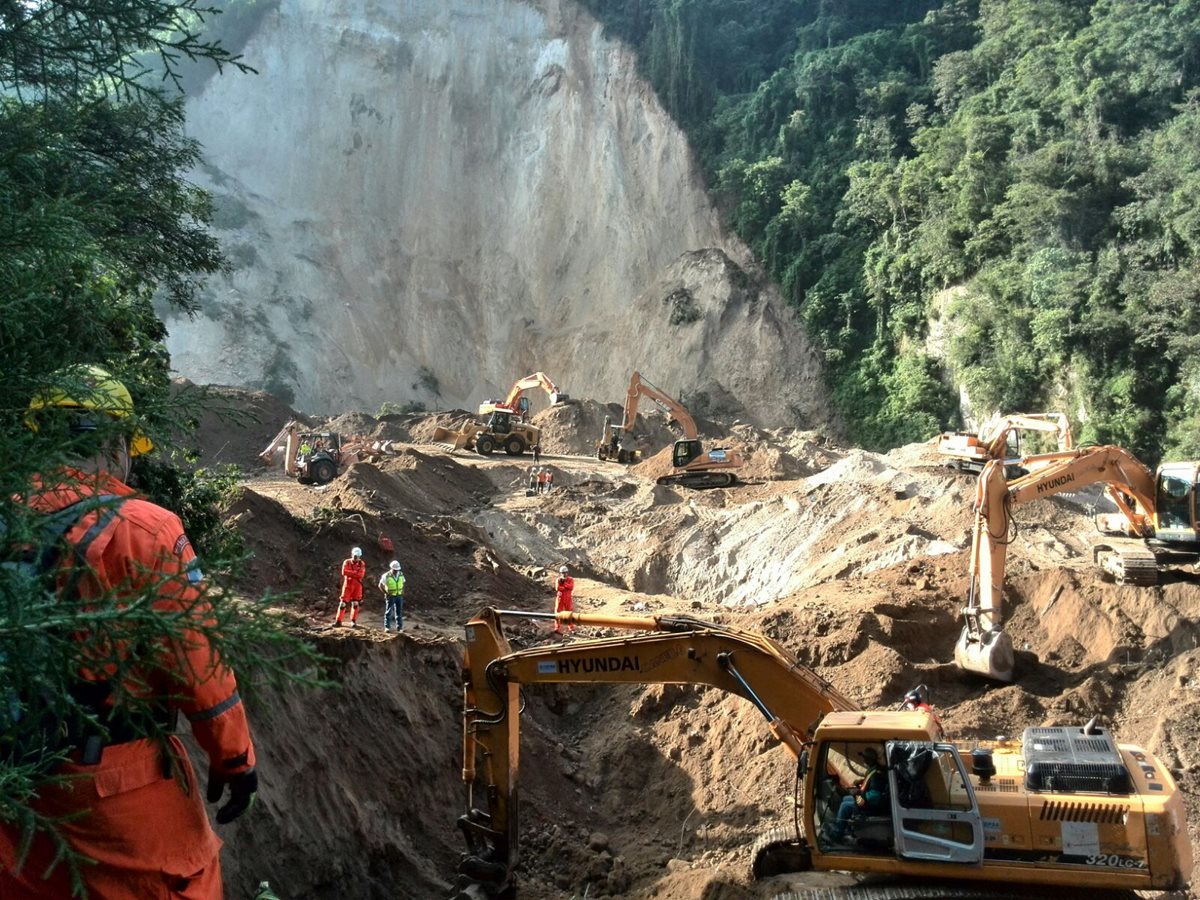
672;438;703;468
1155;462;1200;543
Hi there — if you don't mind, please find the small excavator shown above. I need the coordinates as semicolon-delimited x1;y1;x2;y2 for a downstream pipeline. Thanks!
937;412;1074;475
455;607;1192;898
477;372;570;419
596;371;743;488
957;446;1200;681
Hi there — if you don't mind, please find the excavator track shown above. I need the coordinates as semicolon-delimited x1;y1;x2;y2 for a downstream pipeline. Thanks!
750;825;812;879
1093;539;1159;585
771;884;1139;900
656;471;738;489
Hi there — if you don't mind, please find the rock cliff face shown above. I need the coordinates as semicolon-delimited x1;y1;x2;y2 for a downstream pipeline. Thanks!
168;0;829;428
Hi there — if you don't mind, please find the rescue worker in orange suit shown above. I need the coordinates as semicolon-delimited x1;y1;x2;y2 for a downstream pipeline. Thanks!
334;546;366;627
552;565;575;634
1;365;258;899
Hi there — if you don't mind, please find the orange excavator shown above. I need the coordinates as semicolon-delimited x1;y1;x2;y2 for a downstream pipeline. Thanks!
957;446;1200;681
477;372;569;420
597;371;743;488
937;412;1074;475
456;606;1192;898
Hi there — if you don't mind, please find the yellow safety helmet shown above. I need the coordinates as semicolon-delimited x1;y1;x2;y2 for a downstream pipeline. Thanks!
26;364;154;456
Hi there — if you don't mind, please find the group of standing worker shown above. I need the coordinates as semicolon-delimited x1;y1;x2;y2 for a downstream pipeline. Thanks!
334;547;406;632
528;466;554;494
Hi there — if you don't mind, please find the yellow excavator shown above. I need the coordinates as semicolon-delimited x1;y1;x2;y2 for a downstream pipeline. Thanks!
456;607;1192;898
477;372;569;419
596;371;743;488
957;447;1200;681
937;412;1074;475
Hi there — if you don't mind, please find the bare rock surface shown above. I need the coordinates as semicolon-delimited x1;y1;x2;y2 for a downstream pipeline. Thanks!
166;0;828;429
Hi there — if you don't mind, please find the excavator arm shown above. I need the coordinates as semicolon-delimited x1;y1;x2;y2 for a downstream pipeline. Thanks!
957;445;1157;681
620;371;698;438
458;607;853;895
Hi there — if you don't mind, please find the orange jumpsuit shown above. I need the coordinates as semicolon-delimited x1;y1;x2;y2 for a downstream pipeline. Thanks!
553;574;575;633
0;468;256;900
335;557;366;624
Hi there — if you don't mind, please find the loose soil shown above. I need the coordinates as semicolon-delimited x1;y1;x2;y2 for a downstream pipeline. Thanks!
185;392;1200;900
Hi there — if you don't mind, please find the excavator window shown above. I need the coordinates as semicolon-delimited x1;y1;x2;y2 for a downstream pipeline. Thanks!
814;742;893;856
673;439;701;468
1157;473;1194;531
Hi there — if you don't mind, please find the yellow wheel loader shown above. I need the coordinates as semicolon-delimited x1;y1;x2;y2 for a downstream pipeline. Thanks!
432;410;541;457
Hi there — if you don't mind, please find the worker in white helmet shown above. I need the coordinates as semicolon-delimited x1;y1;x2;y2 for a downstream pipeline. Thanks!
334;547;365;627
377;560;406;632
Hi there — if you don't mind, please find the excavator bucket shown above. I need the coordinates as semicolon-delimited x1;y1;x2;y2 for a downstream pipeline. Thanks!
953;622;1015;682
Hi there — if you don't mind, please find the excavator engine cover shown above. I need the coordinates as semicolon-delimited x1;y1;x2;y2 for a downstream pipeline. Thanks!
954;624;1014;682
1022;726;1133;794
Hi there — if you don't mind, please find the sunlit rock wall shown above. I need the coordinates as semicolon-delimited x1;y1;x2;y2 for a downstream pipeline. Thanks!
168;0;828;427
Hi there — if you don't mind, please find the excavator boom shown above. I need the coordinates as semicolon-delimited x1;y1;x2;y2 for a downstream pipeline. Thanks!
460;607;853;893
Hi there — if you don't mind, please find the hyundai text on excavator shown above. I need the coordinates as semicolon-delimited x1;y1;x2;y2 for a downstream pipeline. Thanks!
477;372;570;419
937;412;1074;475
596;371;743;488
957;446;1200;681
455;607;1192;898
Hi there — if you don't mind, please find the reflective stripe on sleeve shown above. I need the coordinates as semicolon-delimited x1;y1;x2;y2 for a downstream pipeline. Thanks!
187;691;242;722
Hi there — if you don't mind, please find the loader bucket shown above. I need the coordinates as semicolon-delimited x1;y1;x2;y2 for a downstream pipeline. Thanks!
954;625;1015;682
431;426;471;450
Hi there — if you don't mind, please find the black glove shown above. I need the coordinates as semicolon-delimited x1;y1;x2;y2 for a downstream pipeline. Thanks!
207;765;258;824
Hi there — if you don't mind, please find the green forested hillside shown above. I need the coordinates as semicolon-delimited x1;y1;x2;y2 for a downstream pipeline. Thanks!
582;0;1200;461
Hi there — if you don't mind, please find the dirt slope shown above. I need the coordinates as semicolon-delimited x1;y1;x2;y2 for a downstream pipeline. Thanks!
187;391;1200;899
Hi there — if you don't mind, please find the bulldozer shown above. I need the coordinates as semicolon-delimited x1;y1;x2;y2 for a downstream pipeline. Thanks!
455;606;1192;898
432;409;541;457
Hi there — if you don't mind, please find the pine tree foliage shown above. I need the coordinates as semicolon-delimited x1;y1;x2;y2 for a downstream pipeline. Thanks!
0;5;323;893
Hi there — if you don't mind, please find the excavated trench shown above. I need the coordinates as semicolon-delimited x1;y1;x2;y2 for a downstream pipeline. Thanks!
193;401;1200;900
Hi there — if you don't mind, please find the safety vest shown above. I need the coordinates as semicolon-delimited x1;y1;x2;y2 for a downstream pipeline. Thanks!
383;573;405;595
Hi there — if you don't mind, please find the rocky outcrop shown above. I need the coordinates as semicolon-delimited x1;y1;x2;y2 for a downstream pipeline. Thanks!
168;0;828;428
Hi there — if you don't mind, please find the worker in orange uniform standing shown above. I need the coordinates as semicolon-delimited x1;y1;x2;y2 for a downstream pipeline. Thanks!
334;546;366;627
1;365;258;899
552;564;575;634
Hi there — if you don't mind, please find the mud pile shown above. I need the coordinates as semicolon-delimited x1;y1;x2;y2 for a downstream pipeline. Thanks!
174;379;303;468
200;387;1200;899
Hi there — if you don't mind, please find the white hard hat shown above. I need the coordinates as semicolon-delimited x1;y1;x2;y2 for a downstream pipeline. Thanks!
351;547;362;558
390;560;401;571
559;565;568;574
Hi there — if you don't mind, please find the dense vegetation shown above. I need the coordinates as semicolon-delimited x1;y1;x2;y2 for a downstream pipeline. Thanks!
582;0;1200;461
0;3;317;889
